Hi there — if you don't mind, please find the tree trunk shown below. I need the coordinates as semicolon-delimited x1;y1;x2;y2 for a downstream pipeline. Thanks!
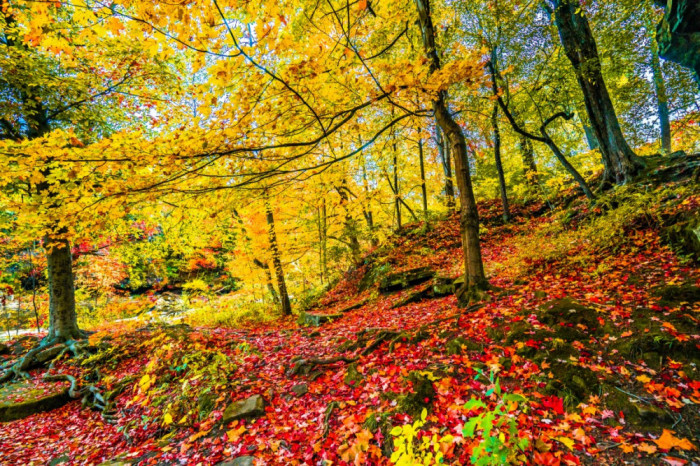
648;20;673;154
45;234;80;341
393;143;402;229
336;182;362;262
415;0;488;294
264;199;292;316
418;138;428;215
492;102;510;221
517;130;540;193
583;124;599;151
436;124;456;211
318;200;328;283
254;258;280;305
548;0;643;185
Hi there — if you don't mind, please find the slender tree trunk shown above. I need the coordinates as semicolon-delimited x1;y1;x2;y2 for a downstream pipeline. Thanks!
360;160;379;248
436;125;456;212
517;130;539;193
548;0;643;185
45;234;80;341
492;102;510;221
415;0;488;295
254;258;280;305
319;200;328;283
393;143;402;229
418;138;428;215
264;198;291;315
648;21;672;154
336;182;362;262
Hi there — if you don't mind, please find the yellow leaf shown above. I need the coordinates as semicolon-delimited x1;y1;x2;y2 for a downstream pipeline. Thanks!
163;413;173;425
557;436;575;450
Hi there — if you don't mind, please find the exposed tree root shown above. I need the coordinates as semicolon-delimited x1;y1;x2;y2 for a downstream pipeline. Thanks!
287;355;359;377
0;337;126;422
322;401;339;438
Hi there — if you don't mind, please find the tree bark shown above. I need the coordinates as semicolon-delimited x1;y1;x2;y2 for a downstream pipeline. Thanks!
648;20;673;154
264;198;292;315
436;125;456;211
548;0;643;185
253;258;280;305
45;234;80;341
393;142;402;229
492;102;510;221
418;138;428;215
415;0;488;292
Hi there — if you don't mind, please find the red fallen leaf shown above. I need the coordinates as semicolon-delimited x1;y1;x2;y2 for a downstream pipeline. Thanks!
542;395;565;415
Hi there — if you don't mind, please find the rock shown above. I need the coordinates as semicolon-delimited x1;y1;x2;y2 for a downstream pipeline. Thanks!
379;267;434;292
0;342;10;355
539;298;600;335
343;363;364;388
217;456;255;466
301;312;343;327
0;381;71;422
634;403;675;425
35;345;64;364
290;383;308;397
398;372;436;417
222;395;265;424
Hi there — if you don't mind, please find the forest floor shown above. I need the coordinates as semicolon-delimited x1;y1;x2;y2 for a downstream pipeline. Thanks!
0;175;699;465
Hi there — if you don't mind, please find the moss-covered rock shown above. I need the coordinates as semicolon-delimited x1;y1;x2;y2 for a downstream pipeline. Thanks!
398;372;436;417
379;267;435;292
542;362;599;405
343;363;364;388
0;381;71;422
653;283;700;306
539;298;601;335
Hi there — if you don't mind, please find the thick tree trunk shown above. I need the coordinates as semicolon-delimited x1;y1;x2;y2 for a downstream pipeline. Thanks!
264;199;292;316
549;0;643;185
415;0;488;293
492;103;510;221
583;124;599;151
418;138;428;215
45;235;80;341
654;0;700;90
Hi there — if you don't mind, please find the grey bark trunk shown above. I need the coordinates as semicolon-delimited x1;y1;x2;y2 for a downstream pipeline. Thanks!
549;0;643;185
45;235;80;341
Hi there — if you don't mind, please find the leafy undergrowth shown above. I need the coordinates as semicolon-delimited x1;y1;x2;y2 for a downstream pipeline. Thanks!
1;186;699;465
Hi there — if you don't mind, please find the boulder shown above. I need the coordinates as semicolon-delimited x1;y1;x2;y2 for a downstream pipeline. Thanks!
0;381;71;422
0;342;10;355
222;395;265;424
379;267;434;292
